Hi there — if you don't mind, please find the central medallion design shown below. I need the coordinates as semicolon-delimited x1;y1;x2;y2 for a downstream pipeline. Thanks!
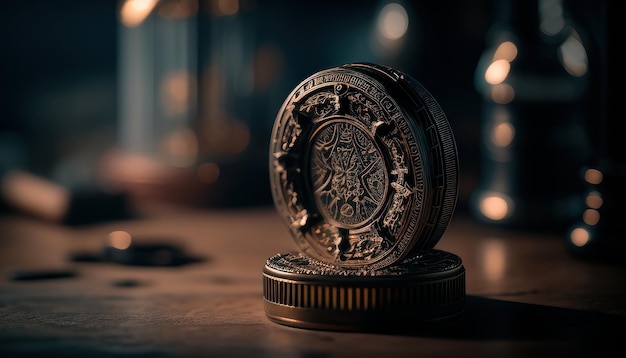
309;120;388;227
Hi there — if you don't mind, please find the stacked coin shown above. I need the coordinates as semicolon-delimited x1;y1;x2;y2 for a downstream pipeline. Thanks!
265;63;464;330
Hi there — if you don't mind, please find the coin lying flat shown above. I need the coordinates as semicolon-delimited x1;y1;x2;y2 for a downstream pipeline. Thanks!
269;63;458;270
263;249;466;331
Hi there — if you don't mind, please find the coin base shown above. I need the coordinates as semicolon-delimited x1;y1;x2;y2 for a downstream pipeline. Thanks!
262;249;465;332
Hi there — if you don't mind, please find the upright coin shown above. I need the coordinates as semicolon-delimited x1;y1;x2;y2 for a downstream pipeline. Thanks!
269;63;458;270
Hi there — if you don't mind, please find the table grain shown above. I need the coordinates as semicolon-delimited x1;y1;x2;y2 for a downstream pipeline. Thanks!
1;206;625;357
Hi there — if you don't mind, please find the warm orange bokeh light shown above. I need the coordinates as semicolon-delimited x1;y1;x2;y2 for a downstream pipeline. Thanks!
585;191;603;209
493;41;518;62
492;122;515;147
584;168;603;185
120;0;158;27
479;195;510;221
582;209;600;226
570;227;590;247
109;231;132;250
485;59;510;85
491;83;515;104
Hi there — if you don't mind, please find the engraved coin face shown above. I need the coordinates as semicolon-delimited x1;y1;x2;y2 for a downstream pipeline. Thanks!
309;120;387;228
269;63;458;269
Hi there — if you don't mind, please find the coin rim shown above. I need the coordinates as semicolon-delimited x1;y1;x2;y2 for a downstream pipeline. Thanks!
262;250;466;331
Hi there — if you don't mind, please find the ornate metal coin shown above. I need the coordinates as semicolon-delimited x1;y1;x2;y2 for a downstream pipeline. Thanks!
263;249;466;331
269;63;458;270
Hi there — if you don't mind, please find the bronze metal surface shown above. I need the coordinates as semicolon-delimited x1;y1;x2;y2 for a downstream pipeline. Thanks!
263;249;466;331
269;63;459;269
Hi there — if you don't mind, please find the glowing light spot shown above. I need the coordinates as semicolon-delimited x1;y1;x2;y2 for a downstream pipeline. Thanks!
584;168;603;185
570;227;590;247
491;83;515;104
560;32;588;77
163;127;198;167
479;195;510;221
229;121;250;154
109;231;132;250
492;122;515;147
480;239;507;282
120;0;158;28
197;162;220;184
585;191;603;209
583;209;600;226
485;59;510;85
160;71;192;117
216;0;239;16
377;3;409;40
493;41;518;62
157;0;198;19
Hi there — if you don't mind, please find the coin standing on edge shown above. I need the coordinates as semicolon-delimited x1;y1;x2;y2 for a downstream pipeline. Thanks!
269;63;459;270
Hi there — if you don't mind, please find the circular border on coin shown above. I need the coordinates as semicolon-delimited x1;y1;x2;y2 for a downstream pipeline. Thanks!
269;63;458;270
262;249;466;331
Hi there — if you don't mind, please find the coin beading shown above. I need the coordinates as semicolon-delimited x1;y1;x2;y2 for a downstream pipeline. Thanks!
269;63;459;270
264;249;463;277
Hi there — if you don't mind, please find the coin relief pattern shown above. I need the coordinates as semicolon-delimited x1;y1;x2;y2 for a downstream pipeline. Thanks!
271;69;429;269
265;250;463;277
309;120;386;227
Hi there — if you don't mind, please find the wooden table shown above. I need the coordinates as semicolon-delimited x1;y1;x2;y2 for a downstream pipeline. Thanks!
1;206;625;357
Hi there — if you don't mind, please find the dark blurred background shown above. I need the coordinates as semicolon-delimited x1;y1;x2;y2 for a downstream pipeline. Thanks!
0;0;613;249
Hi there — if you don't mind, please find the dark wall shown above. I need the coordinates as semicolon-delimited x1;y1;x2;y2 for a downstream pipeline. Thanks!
0;0;603;213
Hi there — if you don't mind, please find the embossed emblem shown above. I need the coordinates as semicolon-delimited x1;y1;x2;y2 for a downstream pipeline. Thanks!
269;63;458;269
310;121;387;227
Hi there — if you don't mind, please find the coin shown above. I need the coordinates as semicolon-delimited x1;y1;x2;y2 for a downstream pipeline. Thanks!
263;249;466;331
269;63;458;270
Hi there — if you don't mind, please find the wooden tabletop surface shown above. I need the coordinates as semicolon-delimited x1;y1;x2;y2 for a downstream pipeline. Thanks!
1;205;625;357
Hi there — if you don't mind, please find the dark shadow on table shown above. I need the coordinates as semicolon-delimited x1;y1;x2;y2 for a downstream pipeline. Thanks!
392;295;626;354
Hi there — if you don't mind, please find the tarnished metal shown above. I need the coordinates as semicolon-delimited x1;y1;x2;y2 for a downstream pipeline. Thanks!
269;63;458;270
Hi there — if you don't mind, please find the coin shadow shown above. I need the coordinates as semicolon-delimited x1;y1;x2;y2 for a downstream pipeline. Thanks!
389;295;625;349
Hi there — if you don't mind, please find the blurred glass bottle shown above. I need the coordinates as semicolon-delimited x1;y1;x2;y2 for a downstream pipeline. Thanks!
109;0;204;206
194;0;275;207
566;0;626;261
118;0;198;167
471;0;592;230
112;0;278;208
